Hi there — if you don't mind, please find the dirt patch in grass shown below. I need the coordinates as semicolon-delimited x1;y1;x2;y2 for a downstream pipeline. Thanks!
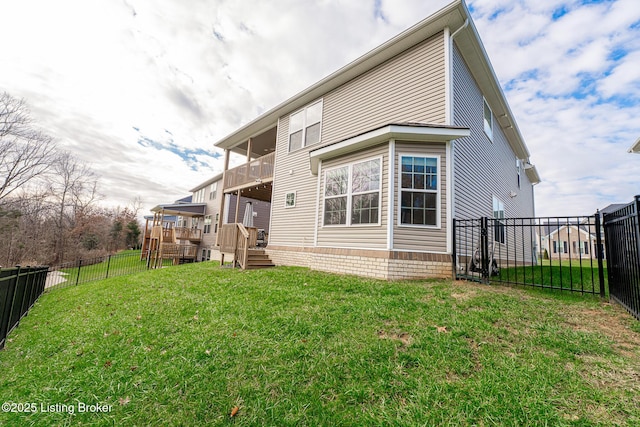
451;280;535;300
563;305;640;357
377;329;413;348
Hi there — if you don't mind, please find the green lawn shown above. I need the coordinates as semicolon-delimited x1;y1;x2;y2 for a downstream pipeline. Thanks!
1;263;639;426
55;250;171;288
496;261;608;295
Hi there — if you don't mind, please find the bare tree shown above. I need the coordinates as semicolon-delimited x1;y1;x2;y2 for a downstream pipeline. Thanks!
0;92;57;202
48;152;100;264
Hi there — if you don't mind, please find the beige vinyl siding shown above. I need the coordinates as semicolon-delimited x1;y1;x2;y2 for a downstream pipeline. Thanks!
316;143;388;249
393;141;448;252
269;31;446;248
269;115;318;247
452;43;534;220
451;43;535;262
321;32;446;146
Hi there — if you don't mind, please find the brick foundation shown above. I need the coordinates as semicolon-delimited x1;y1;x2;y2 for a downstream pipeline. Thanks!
265;245;452;280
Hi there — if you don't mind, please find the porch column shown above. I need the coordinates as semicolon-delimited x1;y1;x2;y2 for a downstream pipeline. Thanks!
235;190;242;223
216;149;231;246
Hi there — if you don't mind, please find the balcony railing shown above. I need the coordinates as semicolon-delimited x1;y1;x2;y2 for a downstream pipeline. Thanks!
225;152;275;190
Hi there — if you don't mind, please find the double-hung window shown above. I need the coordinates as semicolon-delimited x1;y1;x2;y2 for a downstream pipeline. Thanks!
203;215;212;234
193;188;205;203
483;98;493;141
399;156;439;227
289;100;322;151
209;182;217;200
323;158;381;226
493;196;505;244
324;166;349;225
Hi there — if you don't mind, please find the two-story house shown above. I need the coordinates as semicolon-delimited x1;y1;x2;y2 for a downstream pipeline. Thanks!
213;0;539;279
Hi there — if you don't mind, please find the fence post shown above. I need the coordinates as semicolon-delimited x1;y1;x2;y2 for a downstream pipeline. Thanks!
75;259;82;286
480;217;489;284
452;219;457;279
595;211;606;298
105;255;112;279
635;195;640;269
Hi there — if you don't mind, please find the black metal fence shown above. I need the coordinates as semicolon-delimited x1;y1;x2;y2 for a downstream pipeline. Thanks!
0;266;48;350
603;196;640;319
453;216;607;296
47;250;151;291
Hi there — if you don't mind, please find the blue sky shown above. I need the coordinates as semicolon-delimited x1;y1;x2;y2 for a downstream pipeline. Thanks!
0;0;638;216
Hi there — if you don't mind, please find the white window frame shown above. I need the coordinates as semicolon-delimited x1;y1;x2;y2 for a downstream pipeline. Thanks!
288;99;323;152
397;154;441;229
516;158;521;189
193;188;206;203
209;182;217;200
285;192;296;208
203;215;212;234
493;196;505;244
483;97;493;142
322;156;383;227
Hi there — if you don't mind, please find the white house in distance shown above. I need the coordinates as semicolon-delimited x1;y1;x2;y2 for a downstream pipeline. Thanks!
208;0;540;280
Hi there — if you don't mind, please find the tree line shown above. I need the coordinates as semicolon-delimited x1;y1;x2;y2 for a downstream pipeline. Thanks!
0;92;142;267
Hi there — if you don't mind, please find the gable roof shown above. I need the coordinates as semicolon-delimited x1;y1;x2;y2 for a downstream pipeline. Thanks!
214;0;535;166
629;137;640;153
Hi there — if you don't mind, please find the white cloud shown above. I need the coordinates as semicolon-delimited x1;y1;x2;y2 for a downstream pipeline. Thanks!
0;0;639;219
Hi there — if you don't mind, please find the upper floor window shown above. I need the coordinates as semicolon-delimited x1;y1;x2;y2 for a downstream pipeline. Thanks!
516;159;521;189
323;157;381;226
209;182;217;200
289;100;323;152
483;98;493;141
399;155;439;227
193;188;206;203
203;215;212;234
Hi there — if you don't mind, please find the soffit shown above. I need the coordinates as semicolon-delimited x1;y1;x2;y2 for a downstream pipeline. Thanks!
308;123;470;174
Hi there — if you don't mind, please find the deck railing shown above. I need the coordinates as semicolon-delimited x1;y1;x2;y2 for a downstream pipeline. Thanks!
219;223;258;269
224;152;275;190
174;227;202;242
160;244;198;264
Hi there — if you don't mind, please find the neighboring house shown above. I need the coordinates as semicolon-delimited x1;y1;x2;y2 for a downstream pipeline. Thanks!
144;174;270;262
629;137;640;154
538;222;596;260
212;0;540;279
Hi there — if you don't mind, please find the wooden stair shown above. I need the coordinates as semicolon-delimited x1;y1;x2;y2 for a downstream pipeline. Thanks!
246;248;275;269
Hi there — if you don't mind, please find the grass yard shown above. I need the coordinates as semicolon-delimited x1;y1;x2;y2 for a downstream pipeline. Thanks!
496;262;607;295
55;250;170;288
1;263;639;426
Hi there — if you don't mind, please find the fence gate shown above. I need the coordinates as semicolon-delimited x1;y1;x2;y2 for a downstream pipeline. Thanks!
453;216;606;296
603;196;640;320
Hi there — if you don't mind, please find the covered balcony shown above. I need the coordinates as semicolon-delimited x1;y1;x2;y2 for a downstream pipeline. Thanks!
224;151;274;193
216;126;276;243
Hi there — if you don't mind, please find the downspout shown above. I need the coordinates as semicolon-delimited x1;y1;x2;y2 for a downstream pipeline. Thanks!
450;19;469;39
447;18;469;232
447;19;468;255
